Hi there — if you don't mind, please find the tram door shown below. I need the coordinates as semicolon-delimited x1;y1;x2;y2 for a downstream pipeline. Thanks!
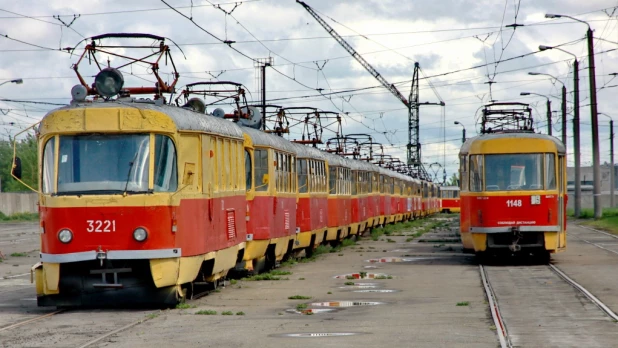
558;155;566;249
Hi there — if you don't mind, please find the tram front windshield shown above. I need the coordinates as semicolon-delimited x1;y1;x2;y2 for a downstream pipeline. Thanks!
44;134;177;195
483;154;550;191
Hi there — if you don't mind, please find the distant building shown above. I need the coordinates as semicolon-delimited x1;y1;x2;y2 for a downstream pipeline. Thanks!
566;164;617;194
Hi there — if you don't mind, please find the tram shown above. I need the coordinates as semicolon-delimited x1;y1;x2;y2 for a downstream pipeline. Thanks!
458;103;567;258
440;186;460;213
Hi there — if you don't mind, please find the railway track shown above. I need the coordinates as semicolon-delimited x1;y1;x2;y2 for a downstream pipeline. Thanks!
480;263;618;348
0;280;223;348
573;225;618;256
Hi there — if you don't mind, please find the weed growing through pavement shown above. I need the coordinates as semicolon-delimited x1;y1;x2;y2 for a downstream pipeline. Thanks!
236;311;245;315
195;310;217;315
10;252;27;257
176;303;192;309
296;303;308;310
344;281;355;285
456;301;470;306
146;312;160;319
288;295;312;300
221;311;233;315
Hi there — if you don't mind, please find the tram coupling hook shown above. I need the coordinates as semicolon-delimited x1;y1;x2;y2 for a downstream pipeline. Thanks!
96;247;107;267
509;226;522;252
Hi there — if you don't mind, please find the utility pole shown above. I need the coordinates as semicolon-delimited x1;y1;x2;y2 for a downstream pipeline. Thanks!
611;119;615;207
546;98;552;136
573;59;581;217
561;85;567;146
587;27;601;218
255;58;273;129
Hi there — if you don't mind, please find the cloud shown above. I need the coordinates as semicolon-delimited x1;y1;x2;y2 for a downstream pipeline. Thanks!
0;0;615;176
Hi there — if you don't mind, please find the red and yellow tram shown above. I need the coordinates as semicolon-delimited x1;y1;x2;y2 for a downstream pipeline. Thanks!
459;133;567;258
440;186;460;213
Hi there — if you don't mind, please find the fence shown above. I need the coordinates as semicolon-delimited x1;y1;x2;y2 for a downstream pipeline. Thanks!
0;193;38;216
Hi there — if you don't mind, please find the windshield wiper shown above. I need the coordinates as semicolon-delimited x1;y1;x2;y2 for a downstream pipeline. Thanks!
123;152;139;195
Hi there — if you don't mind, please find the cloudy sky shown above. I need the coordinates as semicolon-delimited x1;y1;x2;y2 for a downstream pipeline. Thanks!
1;0;618;181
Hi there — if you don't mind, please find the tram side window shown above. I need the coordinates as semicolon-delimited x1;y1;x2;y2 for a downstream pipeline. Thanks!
460;155;468;191
297;159;308;193
245;150;252;191
470;155;483;192
42;137;55;194
254;149;269;191
545;154;556;190
290;156;296;192
154;135;178;192
329;166;337;194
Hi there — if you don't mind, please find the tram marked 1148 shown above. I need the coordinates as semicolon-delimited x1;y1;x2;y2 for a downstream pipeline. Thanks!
458;102;567;259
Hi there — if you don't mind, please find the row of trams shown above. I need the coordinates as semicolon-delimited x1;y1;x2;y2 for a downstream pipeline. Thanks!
15;85;566;307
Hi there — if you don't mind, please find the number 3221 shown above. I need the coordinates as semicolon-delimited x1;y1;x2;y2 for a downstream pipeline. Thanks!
86;220;116;232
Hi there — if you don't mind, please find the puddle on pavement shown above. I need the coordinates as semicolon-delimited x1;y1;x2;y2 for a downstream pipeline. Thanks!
286;308;338;315
273;332;364;338
310;301;384;307
365;256;439;263
338;285;379;289
333;273;391;279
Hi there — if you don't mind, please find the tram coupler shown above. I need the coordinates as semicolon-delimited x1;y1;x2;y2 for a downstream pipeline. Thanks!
509;226;522;252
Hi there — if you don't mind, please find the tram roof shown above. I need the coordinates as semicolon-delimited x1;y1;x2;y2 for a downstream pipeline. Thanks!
41;102;246;139
459;132;566;155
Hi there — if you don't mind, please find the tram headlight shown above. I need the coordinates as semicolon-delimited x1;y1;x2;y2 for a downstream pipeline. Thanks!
133;227;148;242
58;229;73;244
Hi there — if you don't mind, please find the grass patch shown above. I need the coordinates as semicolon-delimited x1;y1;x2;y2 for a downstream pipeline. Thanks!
146;312;160;319
236;311;245;315
270;270;292;276
582;216;618;235
299;245;331;263
568;207;618;219
0;212;39;222
10;252;27;257
288;295;312;300
221;311;234;315
230;279;237;285
341;238;356;247
298;277;305;280
195;310;217;315
456;301;470;306
176;303;192;309
243;269;292;281
575;208;618;235
374;275;392;279
295;303;308;310
344;281;355;285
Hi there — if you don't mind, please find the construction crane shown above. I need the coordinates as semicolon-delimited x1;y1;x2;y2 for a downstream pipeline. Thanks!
297;0;441;180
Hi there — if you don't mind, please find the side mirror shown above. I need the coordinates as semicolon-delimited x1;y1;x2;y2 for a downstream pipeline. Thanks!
261;174;269;185
12;157;22;179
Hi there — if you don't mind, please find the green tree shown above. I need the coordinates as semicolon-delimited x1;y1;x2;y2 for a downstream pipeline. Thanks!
446;172;459;186
0;134;38;192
